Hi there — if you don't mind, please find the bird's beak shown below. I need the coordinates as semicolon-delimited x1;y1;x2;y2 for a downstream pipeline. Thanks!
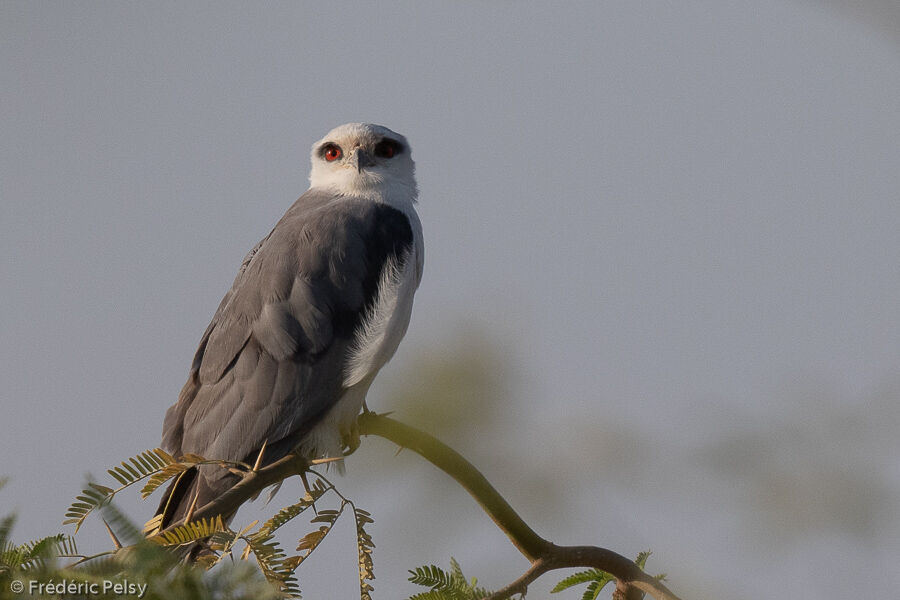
350;149;375;173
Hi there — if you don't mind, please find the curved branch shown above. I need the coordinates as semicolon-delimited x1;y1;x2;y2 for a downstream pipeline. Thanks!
358;411;549;561
357;412;681;600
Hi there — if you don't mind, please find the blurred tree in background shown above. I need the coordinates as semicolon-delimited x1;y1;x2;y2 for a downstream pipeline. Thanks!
2;332;897;600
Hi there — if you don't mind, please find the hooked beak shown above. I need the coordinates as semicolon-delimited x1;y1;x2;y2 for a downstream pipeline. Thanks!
349;149;375;173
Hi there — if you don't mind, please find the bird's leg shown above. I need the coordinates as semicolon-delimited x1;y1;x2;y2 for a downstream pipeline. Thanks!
342;419;361;457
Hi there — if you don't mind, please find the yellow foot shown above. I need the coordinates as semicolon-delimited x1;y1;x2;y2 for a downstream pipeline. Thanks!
342;421;361;456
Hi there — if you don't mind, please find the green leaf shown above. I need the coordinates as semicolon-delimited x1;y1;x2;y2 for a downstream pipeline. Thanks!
0;514;16;549
551;569;608;592
64;484;114;533
256;490;323;538
243;530;303;597
140;462;192;499
409;564;452;588
407;558;492;600
65;449;177;533
150;515;228;547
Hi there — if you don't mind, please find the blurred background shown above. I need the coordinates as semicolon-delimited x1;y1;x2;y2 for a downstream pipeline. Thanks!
2;2;899;599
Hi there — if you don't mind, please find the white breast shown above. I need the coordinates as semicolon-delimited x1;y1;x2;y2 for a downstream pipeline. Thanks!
344;244;420;388
298;244;420;464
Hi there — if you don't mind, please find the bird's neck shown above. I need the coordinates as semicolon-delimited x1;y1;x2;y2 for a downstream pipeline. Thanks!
311;178;418;210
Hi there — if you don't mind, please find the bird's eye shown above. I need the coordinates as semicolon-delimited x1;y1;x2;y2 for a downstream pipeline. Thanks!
374;139;401;159
322;144;342;162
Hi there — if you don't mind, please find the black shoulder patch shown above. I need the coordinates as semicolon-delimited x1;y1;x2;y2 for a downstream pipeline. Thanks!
365;204;413;294
369;204;414;267
332;205;413;338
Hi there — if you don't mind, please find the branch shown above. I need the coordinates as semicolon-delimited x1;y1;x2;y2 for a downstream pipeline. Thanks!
357;412;681;600
155;411;681;600
159;453;310;534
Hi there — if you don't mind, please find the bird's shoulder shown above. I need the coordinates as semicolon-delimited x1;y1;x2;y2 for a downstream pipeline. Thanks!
193;190;414;385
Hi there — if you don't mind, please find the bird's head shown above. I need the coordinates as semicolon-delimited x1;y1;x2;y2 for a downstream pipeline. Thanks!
309;123;417;201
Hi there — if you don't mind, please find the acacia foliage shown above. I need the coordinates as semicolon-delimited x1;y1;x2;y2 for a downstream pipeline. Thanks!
2;447;382;599
2;445;666;599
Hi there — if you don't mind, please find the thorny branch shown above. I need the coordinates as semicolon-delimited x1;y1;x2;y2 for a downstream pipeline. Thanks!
162;411;682;600
159;453;311;534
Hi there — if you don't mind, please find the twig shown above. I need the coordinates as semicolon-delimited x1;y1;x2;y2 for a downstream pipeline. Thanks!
481;558;549;599
158;453;310;534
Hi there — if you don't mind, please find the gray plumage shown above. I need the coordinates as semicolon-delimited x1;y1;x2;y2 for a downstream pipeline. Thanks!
156;123;422;529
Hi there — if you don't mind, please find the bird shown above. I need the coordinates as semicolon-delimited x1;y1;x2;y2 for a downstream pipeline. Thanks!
154;123;423;531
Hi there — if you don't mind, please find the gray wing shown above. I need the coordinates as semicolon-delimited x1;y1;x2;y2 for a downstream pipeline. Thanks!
161;190;414;471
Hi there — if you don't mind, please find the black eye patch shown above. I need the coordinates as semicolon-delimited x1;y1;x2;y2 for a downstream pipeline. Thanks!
374;138;403;158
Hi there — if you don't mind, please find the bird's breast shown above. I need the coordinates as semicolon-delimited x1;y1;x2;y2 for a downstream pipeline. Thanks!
343;245;419;388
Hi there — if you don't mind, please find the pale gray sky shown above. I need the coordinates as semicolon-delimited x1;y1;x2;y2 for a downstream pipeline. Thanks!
2;2;899;599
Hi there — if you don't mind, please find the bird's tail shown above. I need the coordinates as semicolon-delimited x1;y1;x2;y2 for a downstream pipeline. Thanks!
151;467;237;561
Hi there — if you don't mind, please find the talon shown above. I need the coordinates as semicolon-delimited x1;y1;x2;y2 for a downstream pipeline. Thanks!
342;421;361;456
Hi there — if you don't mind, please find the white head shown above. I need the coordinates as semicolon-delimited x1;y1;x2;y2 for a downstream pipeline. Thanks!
309;123;417;201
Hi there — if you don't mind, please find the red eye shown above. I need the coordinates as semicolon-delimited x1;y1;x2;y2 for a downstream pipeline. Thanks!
323;145;342;162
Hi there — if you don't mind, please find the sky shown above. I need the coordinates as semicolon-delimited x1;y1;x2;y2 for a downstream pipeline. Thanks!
2;2;899;599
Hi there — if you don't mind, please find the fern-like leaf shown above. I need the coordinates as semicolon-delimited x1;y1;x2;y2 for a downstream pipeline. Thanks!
63;482;114;533
1;543;27;572
142;513;165;537
407;559;491;600
150;515;228;547
22;534;64;560
581;578;613;600
552;550;660;600
54;534;79;558
295;526;329;553
309;508;340;525
232;485;334;597
257;488;325;538
409;564;453;588
140;462;193;499
355;506;376;600
408;592;456;600
449;557;464;580
245;532;303;598
1;533;79;571
64;449;178;534
105;448;173;487
551;569;608;592
285;500;343;564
